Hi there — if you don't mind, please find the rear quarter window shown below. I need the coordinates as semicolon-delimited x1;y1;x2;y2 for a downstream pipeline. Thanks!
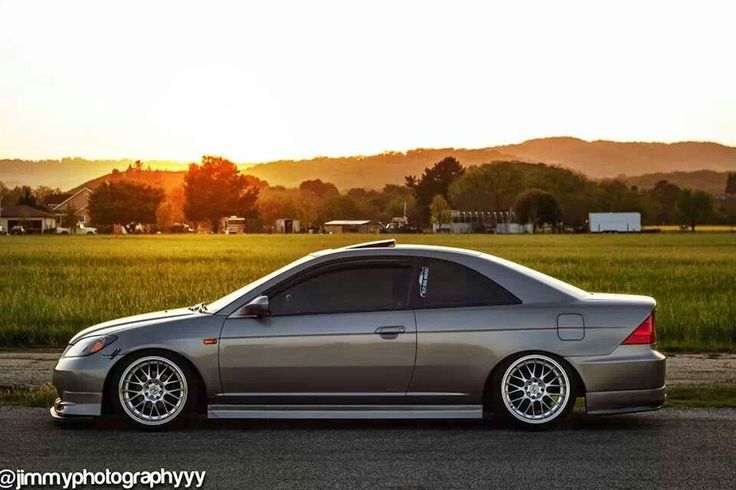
418;258;521;308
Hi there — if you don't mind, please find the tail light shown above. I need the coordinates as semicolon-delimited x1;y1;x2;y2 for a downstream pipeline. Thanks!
622;312;656;345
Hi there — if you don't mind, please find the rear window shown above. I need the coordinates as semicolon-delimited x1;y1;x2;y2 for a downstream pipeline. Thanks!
418;259;521;308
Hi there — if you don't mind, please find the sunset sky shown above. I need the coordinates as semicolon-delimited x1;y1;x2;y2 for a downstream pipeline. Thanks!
1;0;735;162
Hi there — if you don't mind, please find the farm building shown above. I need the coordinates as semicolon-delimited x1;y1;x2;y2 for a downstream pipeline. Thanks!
0;204;57;233
44;187;93;226
433;210;533;234
324;220;382;234
588;212;641;233
219;216;263;234
275;218;301;234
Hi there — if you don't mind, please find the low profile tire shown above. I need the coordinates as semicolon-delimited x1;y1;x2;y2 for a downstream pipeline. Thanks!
491;353;577;429
113;353;194;430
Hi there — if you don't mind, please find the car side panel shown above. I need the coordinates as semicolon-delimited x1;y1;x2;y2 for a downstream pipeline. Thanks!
218;311;417;398
410;302;656;403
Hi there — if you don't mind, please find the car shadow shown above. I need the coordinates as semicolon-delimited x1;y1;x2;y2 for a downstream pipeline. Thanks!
51;409;661;433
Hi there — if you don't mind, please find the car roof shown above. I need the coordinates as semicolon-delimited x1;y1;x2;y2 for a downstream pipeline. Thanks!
310;240;590;301
312;240;482;259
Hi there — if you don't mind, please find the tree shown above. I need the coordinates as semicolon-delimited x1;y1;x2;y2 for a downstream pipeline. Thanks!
33;185;62;208
183;156;260;232
726;173;736;195
514;189;560;232
429;194;451;229
405;157;464;226
677;189;714;231
299;179;339;198
649;180;681;225
257;192;300;226
448;162;526;211
61;204;80;230
89;181;165;226
16;186;39;208
316;195;361;224
155;201;178;231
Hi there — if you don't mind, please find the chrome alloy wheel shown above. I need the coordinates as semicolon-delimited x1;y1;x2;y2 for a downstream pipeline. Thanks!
501;354;570;424
118;356;188;426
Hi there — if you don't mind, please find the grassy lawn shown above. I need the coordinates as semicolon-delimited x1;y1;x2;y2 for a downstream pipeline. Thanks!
0;233;734;350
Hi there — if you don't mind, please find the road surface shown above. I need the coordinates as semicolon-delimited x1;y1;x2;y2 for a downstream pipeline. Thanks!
0;407;734;489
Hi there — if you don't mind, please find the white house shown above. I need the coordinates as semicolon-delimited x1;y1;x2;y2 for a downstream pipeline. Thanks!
0;204;57;233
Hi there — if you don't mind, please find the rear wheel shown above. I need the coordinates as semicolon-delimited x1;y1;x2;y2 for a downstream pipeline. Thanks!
491;353;576;428
114;354;193;429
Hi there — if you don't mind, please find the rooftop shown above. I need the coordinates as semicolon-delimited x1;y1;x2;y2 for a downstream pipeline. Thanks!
324;220;378;226
0;204;56;218
44;193;72;207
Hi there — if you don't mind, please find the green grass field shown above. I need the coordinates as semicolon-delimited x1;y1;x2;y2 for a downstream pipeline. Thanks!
1;233;734;351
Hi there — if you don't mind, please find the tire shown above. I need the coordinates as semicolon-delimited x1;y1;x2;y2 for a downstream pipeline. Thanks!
112;352;195;429
490;353;577;429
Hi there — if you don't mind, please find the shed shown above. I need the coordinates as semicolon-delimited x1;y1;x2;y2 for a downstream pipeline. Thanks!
275;218;301;234
324;220;382;234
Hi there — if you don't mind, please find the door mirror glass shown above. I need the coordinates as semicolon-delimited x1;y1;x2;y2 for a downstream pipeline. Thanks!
240;295;270;317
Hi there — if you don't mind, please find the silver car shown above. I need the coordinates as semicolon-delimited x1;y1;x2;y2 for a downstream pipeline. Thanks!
51;239;665;428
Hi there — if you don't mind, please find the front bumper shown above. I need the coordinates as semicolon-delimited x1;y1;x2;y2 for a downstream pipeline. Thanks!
51;354;113;418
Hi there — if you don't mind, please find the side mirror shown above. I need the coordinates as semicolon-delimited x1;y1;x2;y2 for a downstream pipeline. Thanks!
239;295;270;317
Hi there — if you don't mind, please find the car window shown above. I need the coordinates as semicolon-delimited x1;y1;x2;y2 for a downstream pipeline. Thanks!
269;264;413;315
418;259;521;308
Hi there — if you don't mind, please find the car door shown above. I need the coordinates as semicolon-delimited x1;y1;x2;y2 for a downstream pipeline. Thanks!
218;258;418;404
409;257;523;400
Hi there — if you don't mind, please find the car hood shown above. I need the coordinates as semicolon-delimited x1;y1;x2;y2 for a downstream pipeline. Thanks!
69;308;199;344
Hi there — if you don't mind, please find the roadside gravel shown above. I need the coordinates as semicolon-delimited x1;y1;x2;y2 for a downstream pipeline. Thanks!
1;349;734;389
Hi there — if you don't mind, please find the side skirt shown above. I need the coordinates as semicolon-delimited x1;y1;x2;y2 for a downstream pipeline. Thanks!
207;404;484;420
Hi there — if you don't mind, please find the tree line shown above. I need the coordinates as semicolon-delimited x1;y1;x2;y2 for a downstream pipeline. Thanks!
2;156;734;232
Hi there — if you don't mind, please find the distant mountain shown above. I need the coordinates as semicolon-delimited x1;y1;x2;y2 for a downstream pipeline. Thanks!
0;158;189;191
619;170;731;195
492;137;736;178
2;137;736;191
243;148;518;190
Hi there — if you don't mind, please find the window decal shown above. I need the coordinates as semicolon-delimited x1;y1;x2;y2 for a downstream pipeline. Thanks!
418;266;430;298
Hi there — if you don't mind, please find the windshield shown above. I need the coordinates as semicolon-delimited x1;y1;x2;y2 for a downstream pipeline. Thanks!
206;254;317;313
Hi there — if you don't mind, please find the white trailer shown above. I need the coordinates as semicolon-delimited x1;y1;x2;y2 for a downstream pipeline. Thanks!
589;212;641;233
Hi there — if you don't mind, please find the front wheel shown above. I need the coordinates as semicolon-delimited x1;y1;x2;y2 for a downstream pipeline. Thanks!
114;354;193;429
491;353;577;428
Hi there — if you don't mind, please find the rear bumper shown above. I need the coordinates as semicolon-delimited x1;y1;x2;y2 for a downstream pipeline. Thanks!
568;345;666;391
586;386;666;415
567;344;666;415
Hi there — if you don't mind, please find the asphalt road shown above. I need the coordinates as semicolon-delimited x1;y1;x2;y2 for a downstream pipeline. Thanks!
0;407;734;489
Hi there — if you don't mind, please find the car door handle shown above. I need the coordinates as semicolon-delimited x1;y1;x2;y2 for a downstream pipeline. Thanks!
375;326;405;338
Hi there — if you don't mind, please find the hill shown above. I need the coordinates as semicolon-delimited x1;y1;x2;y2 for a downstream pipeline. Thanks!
3;137;736;191
68;167;188;195
0;158;189;191
619;170;732;195
492;137;736;178
243;148;518;190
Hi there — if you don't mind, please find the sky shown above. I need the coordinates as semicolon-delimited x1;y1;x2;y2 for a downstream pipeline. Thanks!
1;0;735;162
